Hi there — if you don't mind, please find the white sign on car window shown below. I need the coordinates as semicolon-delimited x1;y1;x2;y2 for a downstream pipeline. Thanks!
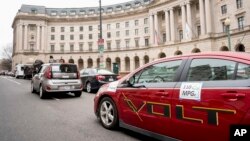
179;82;202;101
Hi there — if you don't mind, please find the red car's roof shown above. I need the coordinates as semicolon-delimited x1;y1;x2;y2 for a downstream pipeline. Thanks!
154;51;250;63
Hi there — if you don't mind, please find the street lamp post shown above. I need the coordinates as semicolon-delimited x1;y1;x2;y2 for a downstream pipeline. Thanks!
98;0;104;68
224;18;231;51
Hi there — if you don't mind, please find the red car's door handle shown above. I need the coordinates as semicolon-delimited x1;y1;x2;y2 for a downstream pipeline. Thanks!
221;92;245;101
155;91;169;97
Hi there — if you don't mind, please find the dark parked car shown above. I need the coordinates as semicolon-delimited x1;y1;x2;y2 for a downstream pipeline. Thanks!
80;68;120;93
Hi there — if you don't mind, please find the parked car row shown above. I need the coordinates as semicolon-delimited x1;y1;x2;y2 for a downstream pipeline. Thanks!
30;63;120;99
0;71;15;76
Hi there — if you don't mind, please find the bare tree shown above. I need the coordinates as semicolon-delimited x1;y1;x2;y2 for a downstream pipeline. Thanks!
1;43;13;71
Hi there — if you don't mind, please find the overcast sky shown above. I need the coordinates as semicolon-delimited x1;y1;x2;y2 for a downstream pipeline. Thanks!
0;0;130;59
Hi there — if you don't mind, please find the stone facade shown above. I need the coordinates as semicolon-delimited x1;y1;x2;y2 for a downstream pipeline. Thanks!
12;0;250;74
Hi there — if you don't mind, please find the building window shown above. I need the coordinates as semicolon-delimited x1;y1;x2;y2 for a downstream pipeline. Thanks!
135;29;139;36
107;32;111;38
79;10;86;15
116;23;120;29
60;35;64;40
89;26;93;31
61;11;67;16
30;25;35;31
51;27;55;32
79;26;83;31
31;9;37;14
125;22;129;28
89;34;92;39
51;35;55;40
60;44;64;52
107;24;111;30
70;11;76;16
144;18;148;24
79;34;83;40
163;33;166;42
135;20;139;26
196;3;199;11
179;30;183;40
31;35;34;40
107;42;111;50
236;0;242;9
144;27;149;34
135;39;139;48
221;5;227;14
79;43;83;51
70;27;74;32
88;43;93;51
145;38;149;46
116;31;120;37
51;11;57;16
116;40;120;49
126;30;129;36
178;9;182;16
238;16;244;30
197;25;201;36
70;35;74;40
51;45;55;52
61;27;64;32
125;40;130;48
70;44;74;52
30;44;34;51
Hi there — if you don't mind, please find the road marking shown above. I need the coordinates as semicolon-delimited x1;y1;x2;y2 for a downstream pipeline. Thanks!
2;76;21;85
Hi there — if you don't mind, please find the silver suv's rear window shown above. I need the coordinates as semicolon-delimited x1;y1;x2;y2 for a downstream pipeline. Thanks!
52;64;77;73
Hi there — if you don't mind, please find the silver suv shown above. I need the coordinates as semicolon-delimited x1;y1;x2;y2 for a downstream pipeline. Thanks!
31;63;83;99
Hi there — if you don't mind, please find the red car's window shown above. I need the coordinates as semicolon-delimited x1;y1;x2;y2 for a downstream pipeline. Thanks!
187;58;236;81
134;60;182;83
237;63;250;80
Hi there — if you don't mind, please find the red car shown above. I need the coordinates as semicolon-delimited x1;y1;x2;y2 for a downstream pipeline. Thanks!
94;52;250;141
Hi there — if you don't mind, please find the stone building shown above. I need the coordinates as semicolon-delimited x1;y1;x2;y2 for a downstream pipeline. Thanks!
12;0;250;74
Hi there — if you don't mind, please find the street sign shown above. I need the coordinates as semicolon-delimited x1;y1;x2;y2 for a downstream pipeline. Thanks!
98;39;104;46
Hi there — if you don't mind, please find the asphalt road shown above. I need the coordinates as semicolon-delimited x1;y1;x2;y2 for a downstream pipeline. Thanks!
0;76;159;141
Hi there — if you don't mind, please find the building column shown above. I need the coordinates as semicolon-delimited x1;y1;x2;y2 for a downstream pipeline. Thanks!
120;59;125;72
165;10;170;42
181;3;186;40
186;1;193;39
24;24;28;50
205;0;212;33
149;13;154;46
93;58;97;68
36;25;40;50
153;12;159;45
170;8;176;42
199;0;206;35
139;58;144;67
41;26;45;52
130;57;135;71
17;24;22;52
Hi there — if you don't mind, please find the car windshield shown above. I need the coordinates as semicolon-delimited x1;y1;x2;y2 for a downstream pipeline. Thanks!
52;64;77;73
94;69;114;75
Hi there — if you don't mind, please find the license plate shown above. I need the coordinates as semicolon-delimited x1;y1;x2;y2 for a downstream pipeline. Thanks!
61;86;70;90
109;78;114;81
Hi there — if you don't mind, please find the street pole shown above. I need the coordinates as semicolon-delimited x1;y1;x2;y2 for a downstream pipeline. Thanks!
227;25;231;51
98;0;104;68
225;18;231;51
